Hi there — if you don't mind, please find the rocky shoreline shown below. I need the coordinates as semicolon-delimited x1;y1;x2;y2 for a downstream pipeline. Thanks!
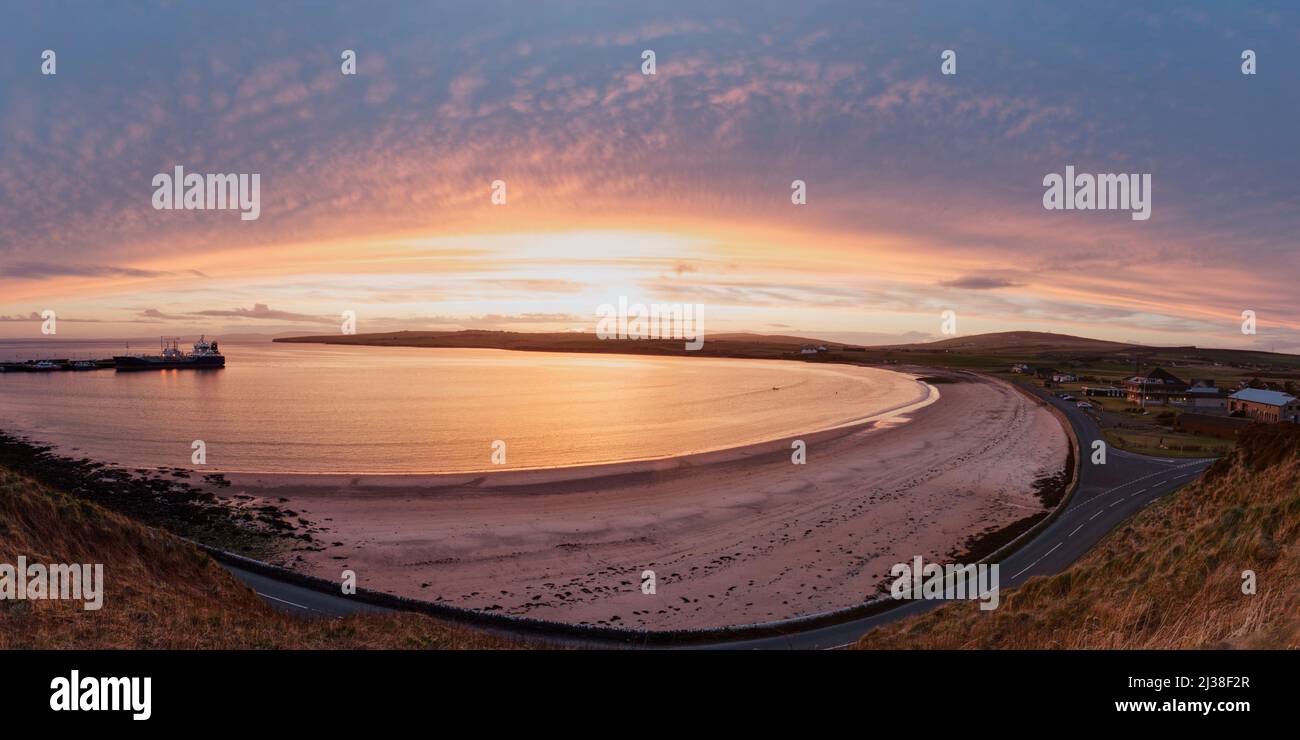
0;430;311;559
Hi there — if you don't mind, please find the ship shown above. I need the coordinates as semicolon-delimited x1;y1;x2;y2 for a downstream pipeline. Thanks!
114;336;225;370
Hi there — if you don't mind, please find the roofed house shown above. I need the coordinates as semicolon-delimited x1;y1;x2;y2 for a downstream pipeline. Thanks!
1124;367;1188;406
1178;378;1228;412
1228;388;1300;423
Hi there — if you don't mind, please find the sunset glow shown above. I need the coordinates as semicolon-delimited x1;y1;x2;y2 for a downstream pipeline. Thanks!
2;2;1297;350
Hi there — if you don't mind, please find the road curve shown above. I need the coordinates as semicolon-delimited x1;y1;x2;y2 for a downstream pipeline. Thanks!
223;379;1214;649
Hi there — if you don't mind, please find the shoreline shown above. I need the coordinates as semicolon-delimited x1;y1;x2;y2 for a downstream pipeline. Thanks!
0;345;933;478
226;369;1069;629
0;430;300;558
221;378;939;486
0;352;1072;630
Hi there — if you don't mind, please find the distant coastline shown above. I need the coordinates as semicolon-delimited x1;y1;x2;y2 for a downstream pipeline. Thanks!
274;329;844;361
275;328;1300;369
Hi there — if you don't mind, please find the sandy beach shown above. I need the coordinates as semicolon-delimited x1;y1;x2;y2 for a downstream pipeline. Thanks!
225;370;1068;630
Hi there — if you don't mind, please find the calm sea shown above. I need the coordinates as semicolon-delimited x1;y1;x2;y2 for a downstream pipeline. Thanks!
0;340;925;474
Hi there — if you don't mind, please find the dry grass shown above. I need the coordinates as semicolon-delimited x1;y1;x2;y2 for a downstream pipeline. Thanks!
857;424;1300;650
0;468;518;649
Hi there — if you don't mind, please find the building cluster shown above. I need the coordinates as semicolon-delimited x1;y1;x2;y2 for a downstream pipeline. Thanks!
1013;362;1299;423
1110;366;1297;421
1010;363;1075;382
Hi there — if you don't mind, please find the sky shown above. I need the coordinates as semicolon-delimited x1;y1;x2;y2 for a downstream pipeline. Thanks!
1;1;1298;350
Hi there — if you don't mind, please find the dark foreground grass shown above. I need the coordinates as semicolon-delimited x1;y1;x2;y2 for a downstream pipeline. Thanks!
0;467;518;649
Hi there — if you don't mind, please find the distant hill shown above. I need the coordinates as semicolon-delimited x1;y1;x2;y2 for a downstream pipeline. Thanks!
274;329;1300;372
878;330;1300;374
708;332;829;345
275;330;826;358
882;330;1148;354
856;423;1300;649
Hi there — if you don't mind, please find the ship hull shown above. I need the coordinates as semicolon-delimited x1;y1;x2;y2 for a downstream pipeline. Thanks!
112;356;225;370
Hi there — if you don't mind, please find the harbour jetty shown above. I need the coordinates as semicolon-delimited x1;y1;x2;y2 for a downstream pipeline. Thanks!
0;358;114;372
0;336;225;372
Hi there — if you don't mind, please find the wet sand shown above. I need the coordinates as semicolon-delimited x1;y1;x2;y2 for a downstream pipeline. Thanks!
225;370;1068;629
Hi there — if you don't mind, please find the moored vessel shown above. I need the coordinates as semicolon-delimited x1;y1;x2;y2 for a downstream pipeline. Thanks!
114;336;225;370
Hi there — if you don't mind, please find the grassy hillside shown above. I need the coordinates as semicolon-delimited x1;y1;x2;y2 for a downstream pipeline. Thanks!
856;423;1300;649
882;330;1144;354
277;329;1300;378
0;467;513;649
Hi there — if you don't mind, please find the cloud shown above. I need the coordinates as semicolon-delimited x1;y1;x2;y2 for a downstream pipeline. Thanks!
0;262;176;280
0;3;1297;350
409;313;579;328
188;303;334;324
137;308;187;320
0;312;108;323
939;275;1025;290
475;279;586;294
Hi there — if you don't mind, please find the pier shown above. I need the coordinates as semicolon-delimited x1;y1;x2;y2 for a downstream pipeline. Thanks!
0;358;116;372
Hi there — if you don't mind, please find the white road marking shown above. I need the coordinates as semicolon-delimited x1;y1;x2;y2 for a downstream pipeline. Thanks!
257;591;310;610
1065;461;1206;513
1068;523;1085;537
1066;459;1211;514
1089;509;1104;521
1011;541;1063;579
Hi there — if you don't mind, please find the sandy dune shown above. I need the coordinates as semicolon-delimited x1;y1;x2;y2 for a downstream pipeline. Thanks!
226;371;1067;630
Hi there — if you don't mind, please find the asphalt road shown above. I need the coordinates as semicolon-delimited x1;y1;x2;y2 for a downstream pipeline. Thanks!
220;562;391;618
224;382;1214;649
